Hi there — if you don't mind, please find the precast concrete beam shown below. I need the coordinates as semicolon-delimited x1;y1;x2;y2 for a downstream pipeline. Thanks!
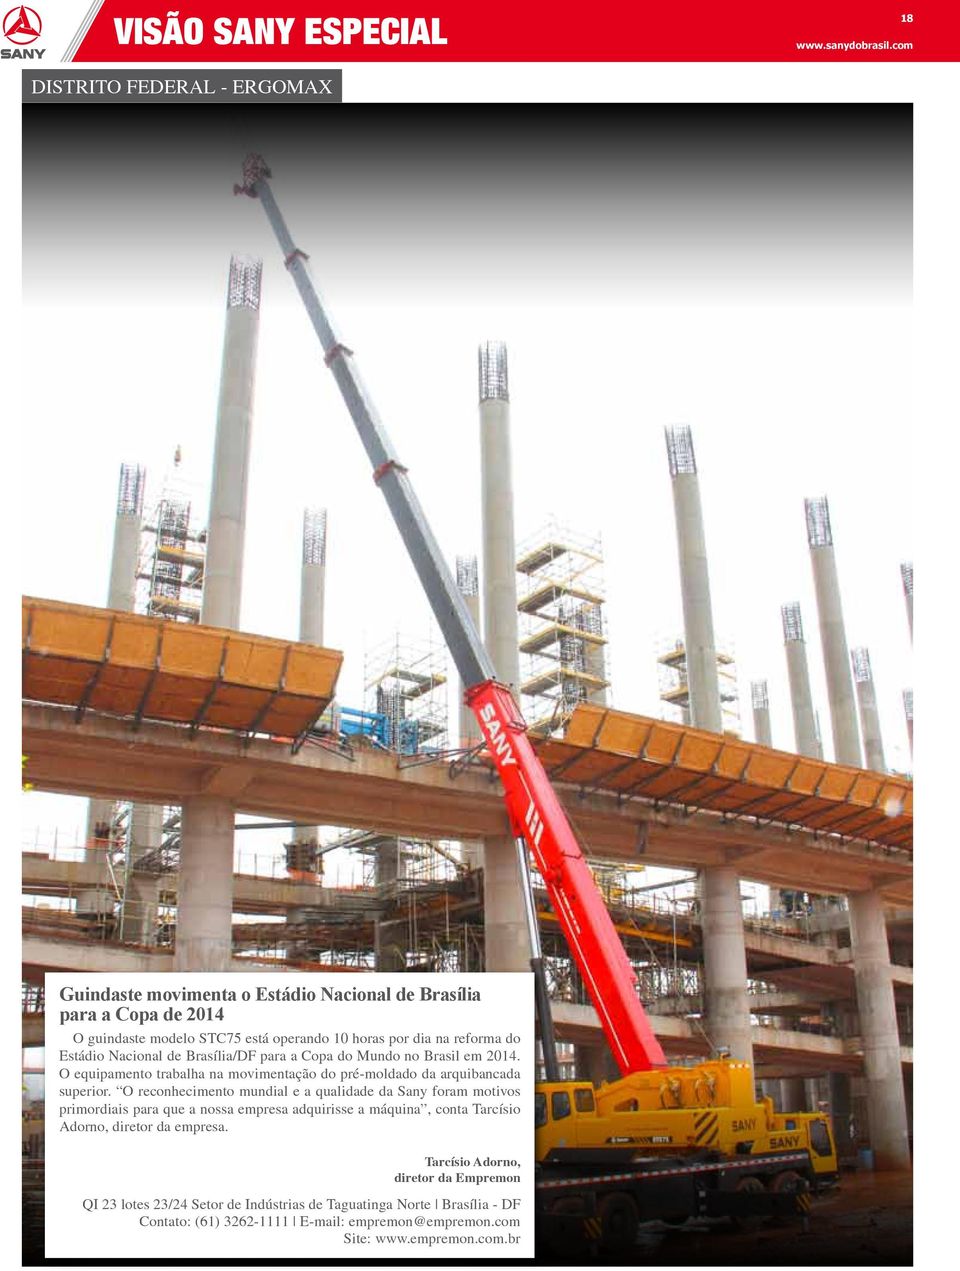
23;704;914;905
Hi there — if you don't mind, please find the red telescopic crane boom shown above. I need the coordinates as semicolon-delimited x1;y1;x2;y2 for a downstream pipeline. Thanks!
238;154;666;1075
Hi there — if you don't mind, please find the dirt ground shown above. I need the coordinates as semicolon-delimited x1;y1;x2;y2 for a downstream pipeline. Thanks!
543;1168;913;1267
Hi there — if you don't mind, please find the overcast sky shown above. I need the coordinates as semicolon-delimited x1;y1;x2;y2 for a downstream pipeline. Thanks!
21;103;913;866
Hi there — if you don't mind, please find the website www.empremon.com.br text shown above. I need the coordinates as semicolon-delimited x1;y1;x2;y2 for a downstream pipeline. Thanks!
374;1234;519;1247
796;40;914;50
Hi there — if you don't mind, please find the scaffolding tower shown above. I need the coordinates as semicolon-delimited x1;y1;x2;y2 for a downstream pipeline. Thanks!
138;499;205;621
125;459;206;938
136;457;207;624
516;519;610;734
657;636;741;734
364;633;448;754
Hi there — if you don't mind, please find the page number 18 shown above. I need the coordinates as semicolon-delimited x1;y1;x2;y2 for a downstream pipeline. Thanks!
900;12;913;19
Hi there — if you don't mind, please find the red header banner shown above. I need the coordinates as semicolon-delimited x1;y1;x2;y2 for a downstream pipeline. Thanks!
69;1;960;62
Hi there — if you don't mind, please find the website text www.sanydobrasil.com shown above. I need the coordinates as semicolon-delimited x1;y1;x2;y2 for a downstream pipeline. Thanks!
795;40;914;50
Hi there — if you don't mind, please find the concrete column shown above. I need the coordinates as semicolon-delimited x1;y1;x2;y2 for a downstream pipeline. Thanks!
478;342;520;694
483;842;532;972
699;866;754;1064
174;796;235;971
851;648;887;773
299;508;326;647
107;463;146;612
805;498;861;766
760;1078;781;1107
781;603;822;758
665;426;722;734
583;612;610;707
81;464;146;915
806;1076;823;1113
900;564;913;766
828;1072;853;1158
456;556;482;749
115;464;164;938
779;1078;807;1113
478;342;529;974
750;681;783;911
750;680;772;747
176;260;258;971
847;890;911;1169
374;838;408;971
456;556;483;872
201;255;261;629
288;509;327;877
575;1044;619;1087
900;562;913;642
843;635;910;1170
119;802;163;945
665;428;751;1067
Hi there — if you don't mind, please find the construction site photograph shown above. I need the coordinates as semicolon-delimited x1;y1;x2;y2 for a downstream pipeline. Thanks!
21;103;912;1265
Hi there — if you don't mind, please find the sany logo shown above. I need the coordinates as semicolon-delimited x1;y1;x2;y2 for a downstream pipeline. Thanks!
478;699;545;848
3;5;41;43
478;702;517;769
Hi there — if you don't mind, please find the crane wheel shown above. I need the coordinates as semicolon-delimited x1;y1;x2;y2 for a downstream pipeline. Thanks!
729;1175;766;1231
540;1198;590;1258
770;1170;805;1193
769;1169;807;1226
598;1192;639;1254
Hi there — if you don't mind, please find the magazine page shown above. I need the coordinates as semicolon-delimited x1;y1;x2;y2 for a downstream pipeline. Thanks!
9;3;955;1269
